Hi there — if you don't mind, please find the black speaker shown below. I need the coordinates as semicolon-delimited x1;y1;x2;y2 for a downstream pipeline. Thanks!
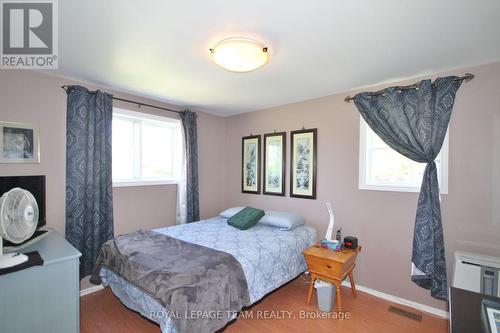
343;236;358;249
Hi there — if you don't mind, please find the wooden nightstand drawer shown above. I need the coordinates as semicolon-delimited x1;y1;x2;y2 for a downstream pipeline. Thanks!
305;254;342;277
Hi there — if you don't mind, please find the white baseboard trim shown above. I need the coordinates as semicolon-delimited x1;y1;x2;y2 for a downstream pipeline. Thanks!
340;280;449;319
80;284;104;297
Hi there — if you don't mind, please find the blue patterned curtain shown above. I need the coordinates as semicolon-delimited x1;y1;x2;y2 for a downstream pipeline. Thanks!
179;111;200;223
354;77;463;300
65;85;114;279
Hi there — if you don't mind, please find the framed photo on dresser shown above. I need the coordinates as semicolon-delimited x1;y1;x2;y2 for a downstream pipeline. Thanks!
241;135;261;194
290;128;317;199
263;132;286;196
483;298;500;333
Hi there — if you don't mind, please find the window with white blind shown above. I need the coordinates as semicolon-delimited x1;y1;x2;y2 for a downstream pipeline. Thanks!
359;116;448;193
112;108;182;186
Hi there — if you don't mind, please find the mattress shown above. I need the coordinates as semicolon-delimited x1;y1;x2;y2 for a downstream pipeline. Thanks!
99;216;317;332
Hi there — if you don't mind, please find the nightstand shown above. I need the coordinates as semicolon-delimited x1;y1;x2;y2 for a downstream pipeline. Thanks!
303;244;361;312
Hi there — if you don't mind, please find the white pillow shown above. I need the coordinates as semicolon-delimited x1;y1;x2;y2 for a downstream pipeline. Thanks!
259;211;305;230
219;207;245;219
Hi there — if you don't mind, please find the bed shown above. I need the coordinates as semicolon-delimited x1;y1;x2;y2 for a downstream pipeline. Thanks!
93;215;316;333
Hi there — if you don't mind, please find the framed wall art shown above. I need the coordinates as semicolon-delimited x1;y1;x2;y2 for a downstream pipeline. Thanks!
290;128;317;199
263;132;286;196
241;135;261;194
0;121;40;163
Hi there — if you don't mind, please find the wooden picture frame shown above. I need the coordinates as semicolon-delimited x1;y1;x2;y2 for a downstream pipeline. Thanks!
290;128;317;199
263;132;286;196
242;135;261;194
0;121;40;164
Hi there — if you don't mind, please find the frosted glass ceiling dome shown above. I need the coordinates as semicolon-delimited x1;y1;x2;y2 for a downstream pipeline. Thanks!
210;37;269;72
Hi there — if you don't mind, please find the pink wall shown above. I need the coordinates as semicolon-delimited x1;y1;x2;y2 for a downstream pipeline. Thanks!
223;61;500;310
0;70;227;236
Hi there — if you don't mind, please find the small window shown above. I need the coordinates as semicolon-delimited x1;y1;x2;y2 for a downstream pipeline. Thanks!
359;117;448;193
112;108;182;187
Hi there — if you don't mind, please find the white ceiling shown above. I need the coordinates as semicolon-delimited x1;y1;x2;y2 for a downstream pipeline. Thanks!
57;0;500;116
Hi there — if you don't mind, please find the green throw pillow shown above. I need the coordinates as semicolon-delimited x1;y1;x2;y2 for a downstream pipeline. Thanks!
227;207;265;230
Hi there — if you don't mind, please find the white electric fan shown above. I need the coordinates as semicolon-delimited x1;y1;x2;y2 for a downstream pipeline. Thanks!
0;188;38;269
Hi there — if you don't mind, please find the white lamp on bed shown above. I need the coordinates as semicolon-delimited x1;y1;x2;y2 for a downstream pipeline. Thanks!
325;202;335;241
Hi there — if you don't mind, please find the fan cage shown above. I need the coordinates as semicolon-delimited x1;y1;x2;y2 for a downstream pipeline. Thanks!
0;188;39;244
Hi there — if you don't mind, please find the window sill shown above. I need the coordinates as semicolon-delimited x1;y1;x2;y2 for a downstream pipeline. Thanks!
359;184;448;195
113;180;178;188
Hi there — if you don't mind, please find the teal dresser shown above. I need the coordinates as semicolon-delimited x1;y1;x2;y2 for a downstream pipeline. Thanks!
0;231;81;333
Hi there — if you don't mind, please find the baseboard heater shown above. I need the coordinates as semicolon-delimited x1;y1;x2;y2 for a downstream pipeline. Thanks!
452;251;500;297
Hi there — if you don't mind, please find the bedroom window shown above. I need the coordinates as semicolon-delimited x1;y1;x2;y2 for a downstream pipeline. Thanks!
359;116;448;193
112;108;182;187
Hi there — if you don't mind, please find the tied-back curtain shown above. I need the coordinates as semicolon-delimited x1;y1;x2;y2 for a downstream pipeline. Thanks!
178;110;200;223
65;85;114;279
354;77;463;300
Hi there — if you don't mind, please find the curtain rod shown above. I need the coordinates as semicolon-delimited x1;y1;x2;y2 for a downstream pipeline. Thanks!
60;85;183;114
344;73;475;103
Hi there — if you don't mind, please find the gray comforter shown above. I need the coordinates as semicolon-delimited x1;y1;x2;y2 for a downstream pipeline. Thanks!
90;229;250;333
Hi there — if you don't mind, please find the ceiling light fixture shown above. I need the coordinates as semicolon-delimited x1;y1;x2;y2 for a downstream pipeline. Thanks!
209;37;269;72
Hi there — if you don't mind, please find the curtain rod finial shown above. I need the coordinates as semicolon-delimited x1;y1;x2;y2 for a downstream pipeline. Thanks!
345;96;354;103
463;73;475;82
